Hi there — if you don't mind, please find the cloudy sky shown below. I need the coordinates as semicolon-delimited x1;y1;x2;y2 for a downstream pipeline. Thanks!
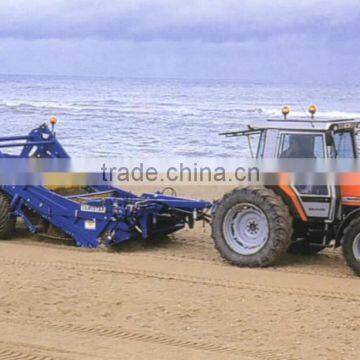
0;0;359;82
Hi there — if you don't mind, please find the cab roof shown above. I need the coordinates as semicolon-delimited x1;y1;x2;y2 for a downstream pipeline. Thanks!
249;117;360;132
221;116;360;137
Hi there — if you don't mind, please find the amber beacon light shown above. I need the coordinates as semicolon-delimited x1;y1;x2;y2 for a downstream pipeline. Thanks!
308;104;317;118
282;106;290;119
50;116;57;125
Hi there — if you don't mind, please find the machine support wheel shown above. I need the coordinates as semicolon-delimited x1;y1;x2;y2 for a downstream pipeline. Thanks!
212;186;293;267
0;192;16;239
341;218;360;276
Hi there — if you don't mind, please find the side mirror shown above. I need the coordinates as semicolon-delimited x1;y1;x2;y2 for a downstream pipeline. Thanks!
325;131;334;146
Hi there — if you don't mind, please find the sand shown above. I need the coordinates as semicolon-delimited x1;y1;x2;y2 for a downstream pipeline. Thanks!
0;185;358;360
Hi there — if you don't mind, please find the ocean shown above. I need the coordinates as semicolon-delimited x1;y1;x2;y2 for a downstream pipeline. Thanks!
1;74;360;158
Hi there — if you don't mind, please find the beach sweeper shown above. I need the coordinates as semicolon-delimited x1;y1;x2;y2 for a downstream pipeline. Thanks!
0;119;211;248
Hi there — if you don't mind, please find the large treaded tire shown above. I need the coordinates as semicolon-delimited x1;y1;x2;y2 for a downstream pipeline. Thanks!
341;218;360;276
0;192;16;239
211;186;293;267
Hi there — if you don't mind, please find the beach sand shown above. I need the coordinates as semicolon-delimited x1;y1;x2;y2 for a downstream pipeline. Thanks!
0;185;358;360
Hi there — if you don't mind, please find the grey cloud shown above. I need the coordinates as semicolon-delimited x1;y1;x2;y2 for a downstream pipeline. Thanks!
0;0;359;42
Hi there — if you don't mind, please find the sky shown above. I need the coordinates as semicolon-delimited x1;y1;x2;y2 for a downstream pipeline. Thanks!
0;0;359;82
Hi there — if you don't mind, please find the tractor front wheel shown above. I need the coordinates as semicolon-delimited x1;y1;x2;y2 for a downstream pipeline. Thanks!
0;192;16;239
212;186;293;267
342;218;360;276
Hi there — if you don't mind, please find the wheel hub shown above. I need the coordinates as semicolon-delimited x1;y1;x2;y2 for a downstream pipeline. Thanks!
223;203;269;255
246;220;259;234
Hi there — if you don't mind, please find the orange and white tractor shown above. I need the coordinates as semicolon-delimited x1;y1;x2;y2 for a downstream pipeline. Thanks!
212;106;360;275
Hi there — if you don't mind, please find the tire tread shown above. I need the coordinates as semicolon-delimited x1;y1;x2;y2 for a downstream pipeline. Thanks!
211;186;293;267
0;192;15;240
341;217;360;276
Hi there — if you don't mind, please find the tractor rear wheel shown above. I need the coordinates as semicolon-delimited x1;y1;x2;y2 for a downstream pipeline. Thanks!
341;218;360;276
0;192;16;239
212;186;293;267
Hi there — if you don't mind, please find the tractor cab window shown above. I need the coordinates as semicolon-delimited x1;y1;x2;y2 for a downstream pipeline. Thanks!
246;131;265;158
256;131;266;158
330;131;355;158
247;132;260;158
279;133;325;158
356;131;360;156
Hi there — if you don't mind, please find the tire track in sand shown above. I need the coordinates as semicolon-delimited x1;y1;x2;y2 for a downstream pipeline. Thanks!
0;319;289;359
0;342;70;360
0;256;358;302
5;240;355;279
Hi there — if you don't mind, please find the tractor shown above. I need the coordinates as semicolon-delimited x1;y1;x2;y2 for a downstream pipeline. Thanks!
212;105;360;275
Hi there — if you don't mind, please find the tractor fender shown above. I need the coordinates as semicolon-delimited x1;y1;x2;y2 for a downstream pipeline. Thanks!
272;186;306;221
336;207;360;247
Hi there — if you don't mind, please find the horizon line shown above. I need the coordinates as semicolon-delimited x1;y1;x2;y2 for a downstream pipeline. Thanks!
0;72;357;87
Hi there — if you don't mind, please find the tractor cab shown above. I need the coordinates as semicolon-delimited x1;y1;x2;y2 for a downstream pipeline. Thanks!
214;106;360;276
222;107;359;160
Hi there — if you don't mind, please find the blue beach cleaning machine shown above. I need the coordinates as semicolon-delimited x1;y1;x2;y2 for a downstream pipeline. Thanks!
0;118;211;248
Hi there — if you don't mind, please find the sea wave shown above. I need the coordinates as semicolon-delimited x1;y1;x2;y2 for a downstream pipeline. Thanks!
1;76;360;158
0;100;80;112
